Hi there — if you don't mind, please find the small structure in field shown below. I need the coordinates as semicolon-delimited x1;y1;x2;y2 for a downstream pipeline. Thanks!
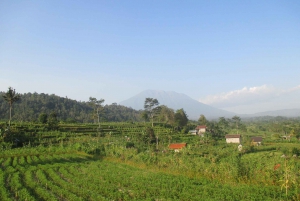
238;144;243;151
225;134;242;144
188;130;197;135
195;125;206;137
169;143;187;152
251;136;263;146
281;135;291;141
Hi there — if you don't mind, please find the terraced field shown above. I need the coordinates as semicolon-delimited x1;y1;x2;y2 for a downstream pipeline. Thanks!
0;149;285;201
0;122;298;200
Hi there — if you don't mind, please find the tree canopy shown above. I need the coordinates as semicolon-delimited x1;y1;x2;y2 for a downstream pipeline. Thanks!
0;92;142;123
144;98;160;127
198;114;207;125
174;108;188;129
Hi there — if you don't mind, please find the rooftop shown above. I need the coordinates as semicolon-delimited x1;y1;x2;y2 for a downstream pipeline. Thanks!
196;125;206;129
169;143;187;149
225;134;241;138
251;137;263;142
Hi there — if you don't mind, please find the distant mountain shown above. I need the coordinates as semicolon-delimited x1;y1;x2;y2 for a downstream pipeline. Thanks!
241;109;300;118
119;90;235;120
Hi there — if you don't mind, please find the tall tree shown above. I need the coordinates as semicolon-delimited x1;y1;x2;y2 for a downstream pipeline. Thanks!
144;98;160;127
198;114;207;125
218;117;229;136
48;111;59;130
232;115;241;134
140;111;149;124
157;105;175;125
174;108;188;130
2;87;21;126
39;112;48;124
88;97;105;129
207;121;222;138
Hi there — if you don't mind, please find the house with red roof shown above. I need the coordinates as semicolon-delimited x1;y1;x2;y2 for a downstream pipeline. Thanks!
169;143;187;152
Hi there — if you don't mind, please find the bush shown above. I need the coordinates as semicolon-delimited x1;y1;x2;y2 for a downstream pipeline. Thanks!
292;147;299;156
126;142;135;148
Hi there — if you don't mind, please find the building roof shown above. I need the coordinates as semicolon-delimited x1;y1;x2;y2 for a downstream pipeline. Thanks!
196;125;206;129
169;143;187;149
225;134;241;138
251;137;263;142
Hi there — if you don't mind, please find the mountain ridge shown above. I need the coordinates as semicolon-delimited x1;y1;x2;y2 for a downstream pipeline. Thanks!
119;90;235;120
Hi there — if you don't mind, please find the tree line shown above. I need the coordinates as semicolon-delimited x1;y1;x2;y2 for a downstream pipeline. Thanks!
1;87;299;139
142;98;189;130
0;88;141;123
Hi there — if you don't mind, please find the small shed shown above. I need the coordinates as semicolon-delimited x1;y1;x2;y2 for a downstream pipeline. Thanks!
251;136;263;146
188;130;197;135
225;134;242;144
169;143;187;152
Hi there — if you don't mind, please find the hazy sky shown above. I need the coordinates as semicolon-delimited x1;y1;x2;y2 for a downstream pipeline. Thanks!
1;1;299;114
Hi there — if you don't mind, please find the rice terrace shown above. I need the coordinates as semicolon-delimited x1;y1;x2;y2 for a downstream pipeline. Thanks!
2;1;300;200
0;88;300;201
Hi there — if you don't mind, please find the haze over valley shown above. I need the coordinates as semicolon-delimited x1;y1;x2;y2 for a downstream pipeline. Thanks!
119;89;300;119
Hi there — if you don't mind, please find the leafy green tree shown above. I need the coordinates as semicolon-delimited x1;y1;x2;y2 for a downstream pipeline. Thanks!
143;127;156;145
218;117;229;136
140;111;149;123
39;112;48;124
2;87;21;126
198;114;207;125
174;108;188;130
88;97;105;129
232;115;241;134
144;98;160;127
65;117;77;123
207;121;222;138
48;111;59;130
157;105;175;125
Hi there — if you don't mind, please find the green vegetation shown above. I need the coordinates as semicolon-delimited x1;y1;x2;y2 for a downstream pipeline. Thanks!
0;90;299;200
0;92;141;123
144;98;160;127
0;119;299;200
2;87;21;127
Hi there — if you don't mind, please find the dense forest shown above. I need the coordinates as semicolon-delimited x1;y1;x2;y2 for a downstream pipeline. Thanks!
0;92;142;123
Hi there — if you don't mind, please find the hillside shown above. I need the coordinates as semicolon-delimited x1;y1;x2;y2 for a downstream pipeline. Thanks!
246;109;300;118
0;92;141;122
119;90;235;120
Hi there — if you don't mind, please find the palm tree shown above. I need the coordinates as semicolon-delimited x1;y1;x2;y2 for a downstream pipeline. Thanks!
2;87;21;126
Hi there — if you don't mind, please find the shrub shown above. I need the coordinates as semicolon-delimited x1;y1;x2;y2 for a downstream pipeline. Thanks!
126;142;135;148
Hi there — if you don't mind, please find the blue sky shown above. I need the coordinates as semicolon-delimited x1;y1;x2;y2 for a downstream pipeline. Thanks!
1;1;299;114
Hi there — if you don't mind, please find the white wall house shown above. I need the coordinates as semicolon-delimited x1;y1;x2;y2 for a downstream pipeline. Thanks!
195;125;206;137
225;134;242;144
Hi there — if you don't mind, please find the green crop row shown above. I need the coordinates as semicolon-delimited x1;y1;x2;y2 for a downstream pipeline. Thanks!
0;149;295;200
